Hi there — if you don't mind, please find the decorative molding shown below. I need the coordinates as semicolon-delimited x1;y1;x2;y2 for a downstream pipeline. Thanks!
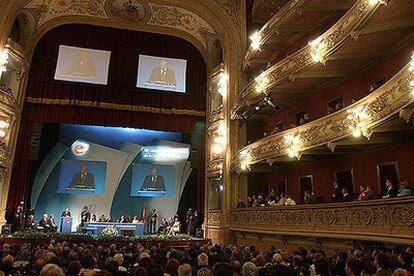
232;61;413;171
0;87;18;116
207;209;223;225
232;0;384;119
207;157;224;177
26;97;206;117
147;3;215;48
245;0;305;66
24;0;216;50
229;197;414;245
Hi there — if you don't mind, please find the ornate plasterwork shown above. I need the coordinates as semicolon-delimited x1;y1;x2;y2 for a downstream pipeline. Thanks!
244;0;305;65
232;61;413;171
207;210;223;225
147;3;215;48
232;0;384;118
25;0;108;26
229;197;414;243
207;157;224;177
24;0;216;49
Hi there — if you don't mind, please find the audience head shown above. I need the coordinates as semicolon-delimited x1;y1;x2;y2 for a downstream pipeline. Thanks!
40;263;64;276
198;252;209;266
178;264;192;276
241;261;258;276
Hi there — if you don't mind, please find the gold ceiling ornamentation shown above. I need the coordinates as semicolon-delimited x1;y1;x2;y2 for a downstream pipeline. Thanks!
231;60;413;172
25;0;108;27
231;0;386;119
229;197;414;244
23;0;217;50
147;3;215;48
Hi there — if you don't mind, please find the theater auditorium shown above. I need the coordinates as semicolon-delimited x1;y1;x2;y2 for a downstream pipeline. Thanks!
0;0;413;275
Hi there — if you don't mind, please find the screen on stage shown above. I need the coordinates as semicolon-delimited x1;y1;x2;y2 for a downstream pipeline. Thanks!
136;55;187;93
130;163;175;198
54;45;111;85
58;159;107;195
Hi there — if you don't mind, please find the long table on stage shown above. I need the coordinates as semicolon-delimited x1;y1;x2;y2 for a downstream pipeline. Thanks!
83;222;144;236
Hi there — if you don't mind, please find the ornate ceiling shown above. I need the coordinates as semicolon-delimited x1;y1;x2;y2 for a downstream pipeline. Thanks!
21;0;243;59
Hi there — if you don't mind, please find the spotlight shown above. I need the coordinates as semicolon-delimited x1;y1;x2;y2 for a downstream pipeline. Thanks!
352;129;362;137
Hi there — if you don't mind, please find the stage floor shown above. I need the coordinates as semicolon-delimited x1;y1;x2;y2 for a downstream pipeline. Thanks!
0;235;209;248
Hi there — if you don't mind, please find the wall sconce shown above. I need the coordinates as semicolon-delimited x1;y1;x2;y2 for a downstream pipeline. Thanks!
347;106;368;138
284;134;301;159
368;0;386;5
217;72;228;97
0;120;9;129
211;120;226;156
240;150;250;171
409;52;414;95
309;37;326;64
0;50;9;76
250;31;261;51
255;73;269;94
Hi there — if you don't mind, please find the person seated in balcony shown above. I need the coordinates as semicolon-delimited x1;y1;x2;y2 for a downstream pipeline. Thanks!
247;196;253;207
332;180;342;202
285;195;296;205
357;185;367;201
236;198;247;208
276;193;287;206
340;187;353;202
304;190;318;204
397;181;412;197
383;179;398;199
362;186;378;200
257;195;266;207
268;195;278;206
252;195;259;207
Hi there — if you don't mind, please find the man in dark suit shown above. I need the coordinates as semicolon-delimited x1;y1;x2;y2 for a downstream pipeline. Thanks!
39;214;50;232
146;60;177;88
47;214;57;232
383;179;398;198
68;164;95;190
60;208;71;218
340;187;353;202
140;167;166;192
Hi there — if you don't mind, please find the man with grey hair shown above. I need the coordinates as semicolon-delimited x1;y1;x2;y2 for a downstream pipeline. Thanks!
197;252;209;267
242;261;258;276
178;263;192;276
40;264;64;276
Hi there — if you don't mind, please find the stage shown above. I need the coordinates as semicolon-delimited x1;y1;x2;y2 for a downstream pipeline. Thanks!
1;233;209;248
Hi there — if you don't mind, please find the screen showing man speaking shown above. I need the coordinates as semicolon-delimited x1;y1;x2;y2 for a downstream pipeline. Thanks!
136;55;187;93
131;163;175;198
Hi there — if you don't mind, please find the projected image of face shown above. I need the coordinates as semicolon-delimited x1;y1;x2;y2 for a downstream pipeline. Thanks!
67;164;95;191
65;50;97;79
140;167;166;193
146;59;177;88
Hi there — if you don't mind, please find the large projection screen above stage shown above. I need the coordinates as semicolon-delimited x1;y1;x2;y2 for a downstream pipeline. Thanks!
136;55;187;93
54;45;111;85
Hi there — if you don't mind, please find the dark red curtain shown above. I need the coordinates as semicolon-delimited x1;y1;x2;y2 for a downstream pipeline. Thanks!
8;24;207;210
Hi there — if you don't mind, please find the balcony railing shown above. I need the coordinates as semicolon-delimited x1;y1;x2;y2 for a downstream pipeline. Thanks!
229;196;414;245
232;59;413;172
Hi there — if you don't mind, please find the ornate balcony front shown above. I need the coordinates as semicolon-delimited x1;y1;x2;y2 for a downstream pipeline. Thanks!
229;196;414;245
232;59;414;171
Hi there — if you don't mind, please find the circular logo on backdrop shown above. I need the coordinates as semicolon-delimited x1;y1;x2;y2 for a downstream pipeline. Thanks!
71;141;90;156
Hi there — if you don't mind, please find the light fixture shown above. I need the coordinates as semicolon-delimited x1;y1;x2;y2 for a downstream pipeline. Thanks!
284;134;301;159
214;136;226;145
368;0;386;5
309;37;326;63
0;130;6;138
217;72;228;97
0;50;8;74
347;106;368;138
212;144;223;154
250;31;261;51
254;73;269;93
0;120;9;129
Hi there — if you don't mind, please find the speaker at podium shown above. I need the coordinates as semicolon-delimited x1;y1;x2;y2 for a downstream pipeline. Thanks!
60;217;73;233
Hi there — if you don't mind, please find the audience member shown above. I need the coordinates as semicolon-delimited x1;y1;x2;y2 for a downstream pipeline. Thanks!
397;181;413;197
383;180;398;198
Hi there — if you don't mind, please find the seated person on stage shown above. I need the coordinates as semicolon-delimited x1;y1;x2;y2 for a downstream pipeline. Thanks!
157;218;169;234
119;215;128;223
106;216;113;222
25;214;36;231
98;214;106;222
139;168;166;192
90;214;97;222
68;164;95;190
60;208;71;218
132;216;140;224
38;214;51;232
47;214;57;232
168;216;181;235
127;215;132;223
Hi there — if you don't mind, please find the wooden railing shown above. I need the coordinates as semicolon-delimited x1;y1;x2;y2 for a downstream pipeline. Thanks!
229;196;414;245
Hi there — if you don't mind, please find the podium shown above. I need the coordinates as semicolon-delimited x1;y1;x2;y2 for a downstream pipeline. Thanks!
60;217;73;233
